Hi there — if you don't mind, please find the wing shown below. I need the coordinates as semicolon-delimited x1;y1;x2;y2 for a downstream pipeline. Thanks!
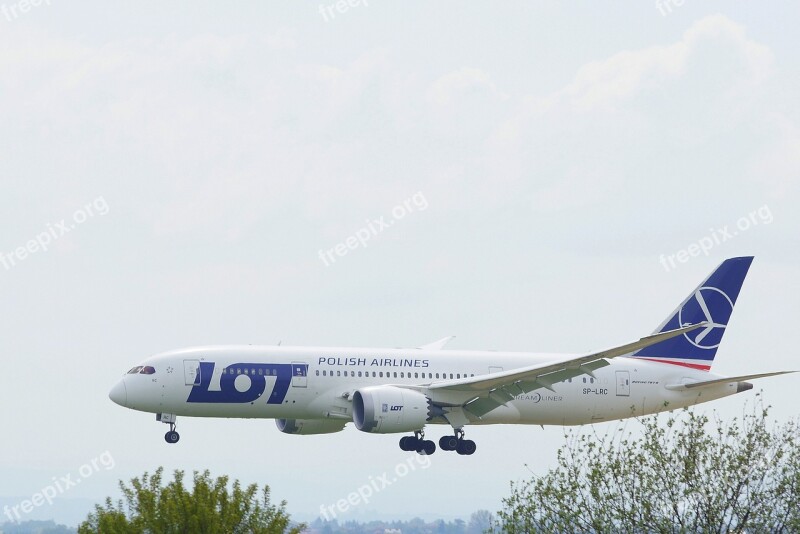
417;336;455;351
403;322;707;419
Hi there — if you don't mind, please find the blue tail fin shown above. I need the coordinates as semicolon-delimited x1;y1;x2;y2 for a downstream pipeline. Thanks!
632;256;754;371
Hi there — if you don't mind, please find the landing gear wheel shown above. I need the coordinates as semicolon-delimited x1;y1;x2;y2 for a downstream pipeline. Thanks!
399;436;417;451
402;430;435;455
417;440;436;455
439;435;459;451
456;439;476;455
158;414;180;444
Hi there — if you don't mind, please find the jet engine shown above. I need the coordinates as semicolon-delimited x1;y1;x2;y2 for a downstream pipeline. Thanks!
353;386;431;433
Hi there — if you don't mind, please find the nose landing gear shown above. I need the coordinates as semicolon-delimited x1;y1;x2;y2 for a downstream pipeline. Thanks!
165;426;180;444
157;413;180;444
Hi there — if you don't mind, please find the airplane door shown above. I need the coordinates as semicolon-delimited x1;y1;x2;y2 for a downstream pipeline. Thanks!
616;371;630;396
291;363;308;388
184;359;201;386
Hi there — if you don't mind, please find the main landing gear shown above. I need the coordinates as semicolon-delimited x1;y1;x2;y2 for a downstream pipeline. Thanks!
399;430;436;455
438;429;476;455
398;429;477;456
158;413;180;444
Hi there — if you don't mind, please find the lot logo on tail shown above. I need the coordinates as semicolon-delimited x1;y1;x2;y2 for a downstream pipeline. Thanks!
680;287;733;350
633;256;753;369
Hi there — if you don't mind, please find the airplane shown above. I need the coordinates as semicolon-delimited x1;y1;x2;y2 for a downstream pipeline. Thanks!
109;256;793;455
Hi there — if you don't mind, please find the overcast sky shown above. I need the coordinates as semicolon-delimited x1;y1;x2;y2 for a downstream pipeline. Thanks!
1;1;799;526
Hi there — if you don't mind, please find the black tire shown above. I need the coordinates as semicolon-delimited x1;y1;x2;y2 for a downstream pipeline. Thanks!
462;439;476;455
399;436;416;451
418;440;436;455
165;431;180;444
439;435;458;451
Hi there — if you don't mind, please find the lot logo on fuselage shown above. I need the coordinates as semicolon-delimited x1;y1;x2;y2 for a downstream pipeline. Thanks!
187;362;307;404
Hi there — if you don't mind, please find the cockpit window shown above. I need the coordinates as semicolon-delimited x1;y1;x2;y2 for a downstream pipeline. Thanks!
127;366;156;375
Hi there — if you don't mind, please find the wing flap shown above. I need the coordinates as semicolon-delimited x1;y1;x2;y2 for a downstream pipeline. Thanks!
463;359;612;418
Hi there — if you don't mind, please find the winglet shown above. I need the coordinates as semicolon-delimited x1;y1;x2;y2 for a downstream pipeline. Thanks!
418;336;455;351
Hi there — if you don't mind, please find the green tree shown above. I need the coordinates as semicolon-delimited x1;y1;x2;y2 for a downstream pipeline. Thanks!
78;467;304;534
497;395;800;533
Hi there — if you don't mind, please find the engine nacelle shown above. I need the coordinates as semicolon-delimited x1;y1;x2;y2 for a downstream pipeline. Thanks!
276;418;347;435
353;386;430;434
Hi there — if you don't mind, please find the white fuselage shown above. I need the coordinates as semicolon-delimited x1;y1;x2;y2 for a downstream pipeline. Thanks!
113;345;739;428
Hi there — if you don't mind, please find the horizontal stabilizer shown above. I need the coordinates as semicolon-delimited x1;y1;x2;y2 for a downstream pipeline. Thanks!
664;370;796;391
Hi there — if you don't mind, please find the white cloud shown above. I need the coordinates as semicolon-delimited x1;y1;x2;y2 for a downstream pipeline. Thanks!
480;14;783;219
563;14;772;112
426;67;507;106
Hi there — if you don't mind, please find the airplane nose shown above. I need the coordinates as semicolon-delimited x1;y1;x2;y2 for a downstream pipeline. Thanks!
109;379;127;407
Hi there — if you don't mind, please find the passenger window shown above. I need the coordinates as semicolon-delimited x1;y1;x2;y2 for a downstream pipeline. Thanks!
414;372;419;378
358;371;362;377
456;373;460;379
315;370;319;376
337;371;341;377
435;373;440;379
379;372;384;378
393;372;398;378
450;373;454;379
